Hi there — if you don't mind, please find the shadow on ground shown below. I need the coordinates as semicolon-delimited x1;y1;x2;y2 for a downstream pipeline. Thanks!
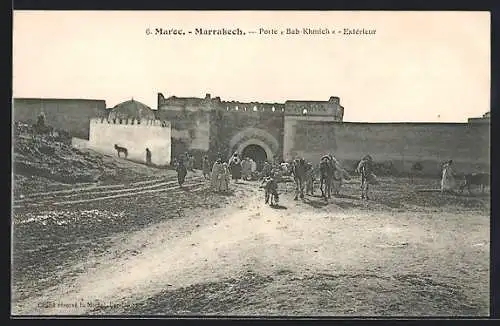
270;204;287;210
94;270;487;317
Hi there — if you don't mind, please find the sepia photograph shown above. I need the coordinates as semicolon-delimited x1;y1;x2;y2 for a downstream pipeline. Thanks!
11;10;490;317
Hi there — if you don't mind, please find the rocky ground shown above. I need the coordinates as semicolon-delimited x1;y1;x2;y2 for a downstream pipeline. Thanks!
11;135;490;317
13;134;171;198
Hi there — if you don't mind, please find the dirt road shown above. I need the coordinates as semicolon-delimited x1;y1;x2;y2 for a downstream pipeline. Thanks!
11;176;490;316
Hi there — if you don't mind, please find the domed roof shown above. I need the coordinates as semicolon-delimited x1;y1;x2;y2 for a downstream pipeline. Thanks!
108;99;156;121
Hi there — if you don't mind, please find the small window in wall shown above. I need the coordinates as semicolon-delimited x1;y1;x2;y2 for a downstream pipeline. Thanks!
272;106;275;112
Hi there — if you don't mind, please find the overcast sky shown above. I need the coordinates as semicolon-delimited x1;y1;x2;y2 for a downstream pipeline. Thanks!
12;11;490;122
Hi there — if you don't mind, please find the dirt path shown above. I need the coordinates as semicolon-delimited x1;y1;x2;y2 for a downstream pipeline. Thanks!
12;180;490;316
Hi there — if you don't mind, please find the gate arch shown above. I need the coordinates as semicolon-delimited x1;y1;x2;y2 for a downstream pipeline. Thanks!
236;139;274;163
229;127;280;163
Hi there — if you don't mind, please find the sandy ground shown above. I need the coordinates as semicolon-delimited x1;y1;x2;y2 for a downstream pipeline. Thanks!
11;174;490;317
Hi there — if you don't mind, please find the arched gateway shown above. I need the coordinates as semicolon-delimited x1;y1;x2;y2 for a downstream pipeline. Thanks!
229;128;279;167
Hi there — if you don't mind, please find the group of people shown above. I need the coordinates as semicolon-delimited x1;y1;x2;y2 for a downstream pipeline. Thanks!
173;148;464;202
174;151;260;191
209;152;255;193
241;157;258;180
290;154;352;201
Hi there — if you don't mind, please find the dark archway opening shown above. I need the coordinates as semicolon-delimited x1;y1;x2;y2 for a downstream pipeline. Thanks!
241;144;268;171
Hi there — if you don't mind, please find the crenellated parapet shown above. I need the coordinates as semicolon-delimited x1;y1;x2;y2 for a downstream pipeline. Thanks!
90;117;170;127
221;101;286;114
284;98;344;121
157;92;344;121
157;92;221;111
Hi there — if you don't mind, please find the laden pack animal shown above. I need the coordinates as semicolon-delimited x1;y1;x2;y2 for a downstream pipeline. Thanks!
459;172;490;194
114;144;128;158
291;158;307;200
260;176;279;206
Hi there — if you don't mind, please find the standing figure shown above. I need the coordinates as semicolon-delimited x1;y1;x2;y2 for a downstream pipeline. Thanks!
176;159;188;187
188;154;195;172
221;162;230;193
249;158;257;180
228;152;242;182
304;161;315;196
185;152;193;171
319;155;333;199
261;161;272;179
241;157;252;181
440;160;456;193
210;158;224;192
36;111;46;131
356;155;375;200
145;148;152;166
292;158;307;200
329;154;350;196
202;155;211;180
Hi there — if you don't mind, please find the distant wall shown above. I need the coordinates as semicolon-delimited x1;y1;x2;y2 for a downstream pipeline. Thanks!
13;98;107;139
284;119;490;175
89;118;171;166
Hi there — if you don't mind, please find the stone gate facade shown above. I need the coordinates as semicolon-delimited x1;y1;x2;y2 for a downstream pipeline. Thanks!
155;92;345;166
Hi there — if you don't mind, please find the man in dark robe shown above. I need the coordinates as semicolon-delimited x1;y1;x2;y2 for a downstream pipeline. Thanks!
176;159;188;187
145;148;152;165
228;152;242;182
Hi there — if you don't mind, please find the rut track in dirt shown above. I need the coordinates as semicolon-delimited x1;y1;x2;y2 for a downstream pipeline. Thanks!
13;177;207;209
16;176;201;200
15;176;205;203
